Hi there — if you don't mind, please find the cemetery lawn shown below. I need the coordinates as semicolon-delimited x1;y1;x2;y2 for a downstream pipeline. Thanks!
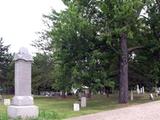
0;94;160;119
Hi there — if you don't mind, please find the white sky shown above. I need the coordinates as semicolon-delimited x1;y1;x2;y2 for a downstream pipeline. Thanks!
0;0;66;54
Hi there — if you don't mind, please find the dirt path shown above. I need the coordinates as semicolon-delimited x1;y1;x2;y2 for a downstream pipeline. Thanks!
68;101;160;120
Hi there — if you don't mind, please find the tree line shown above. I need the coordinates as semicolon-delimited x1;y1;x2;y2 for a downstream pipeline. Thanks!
0;38;14;94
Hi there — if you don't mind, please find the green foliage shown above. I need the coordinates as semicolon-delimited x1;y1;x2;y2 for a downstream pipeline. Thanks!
0;38;13;93
32;53;55;94
32;0;160;95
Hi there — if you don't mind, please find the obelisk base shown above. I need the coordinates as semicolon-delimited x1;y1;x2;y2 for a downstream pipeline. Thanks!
8;105;39;119
12;96;34;106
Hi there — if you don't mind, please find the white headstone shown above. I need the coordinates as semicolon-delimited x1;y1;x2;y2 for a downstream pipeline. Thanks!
4;99;11;106
140;88;143;94
60;91;63;96
136;85;140;94
130;90;133;101
73;103;80;111
8;47;39;119
155;92;158;97
81;97;87;107
142;86;145;94
155;88;159;97
150;93;154;100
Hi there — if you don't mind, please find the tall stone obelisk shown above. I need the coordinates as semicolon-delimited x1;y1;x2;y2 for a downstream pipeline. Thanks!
8;47;38;119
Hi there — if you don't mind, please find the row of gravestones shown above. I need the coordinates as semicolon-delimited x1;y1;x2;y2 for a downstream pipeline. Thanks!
131;85;160;101
130;85;145;101
73;97;86;111
76;85;156;112
40;91;64;96
136;85;145;94
40;91;70;97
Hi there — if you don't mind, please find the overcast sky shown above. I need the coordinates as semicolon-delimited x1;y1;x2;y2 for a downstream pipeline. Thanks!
0;0;66;54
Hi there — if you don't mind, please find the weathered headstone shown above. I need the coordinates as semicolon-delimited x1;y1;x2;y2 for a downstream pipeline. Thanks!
8;47;39;119
81;97;87;107
140;88;143;94
155;92;158;97
136;85;140;94
149;93;154;100
73;103;80;111
60;91;63;96
78;92;82;98
130;90;133;101
155;88;160;97
65;92;68;96
142;86;145;94
103;92;106;95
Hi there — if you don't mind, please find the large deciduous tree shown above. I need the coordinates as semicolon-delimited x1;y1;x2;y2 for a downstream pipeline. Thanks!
61;0;145;103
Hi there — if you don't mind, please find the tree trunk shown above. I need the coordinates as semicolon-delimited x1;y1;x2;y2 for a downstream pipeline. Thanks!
62;91;66;98
119;33;128;104
37;87;40;95
87;89;92;98
105;87;110;97
106;89;109;97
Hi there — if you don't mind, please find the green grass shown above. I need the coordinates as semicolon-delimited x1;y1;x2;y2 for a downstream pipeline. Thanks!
0;93;159;120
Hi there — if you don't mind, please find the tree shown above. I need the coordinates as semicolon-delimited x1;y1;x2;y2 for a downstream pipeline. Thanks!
0;38;13;94
49;6;97;96
32;53;55;94
142;0;160;89
61;0;145;103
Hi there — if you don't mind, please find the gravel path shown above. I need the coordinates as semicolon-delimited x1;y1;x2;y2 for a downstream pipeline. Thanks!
68;101;160;120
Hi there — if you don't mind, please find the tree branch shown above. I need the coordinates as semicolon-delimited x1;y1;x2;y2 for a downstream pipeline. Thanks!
128;46;144;53
156;0;160;11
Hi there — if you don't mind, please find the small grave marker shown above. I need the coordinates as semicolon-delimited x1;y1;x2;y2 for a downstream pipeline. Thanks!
4;99;10;106
136;85;140;94
130;90;133;101
73;103;80;111
142;87;145;94
81;97;87;107
149;93;154;100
